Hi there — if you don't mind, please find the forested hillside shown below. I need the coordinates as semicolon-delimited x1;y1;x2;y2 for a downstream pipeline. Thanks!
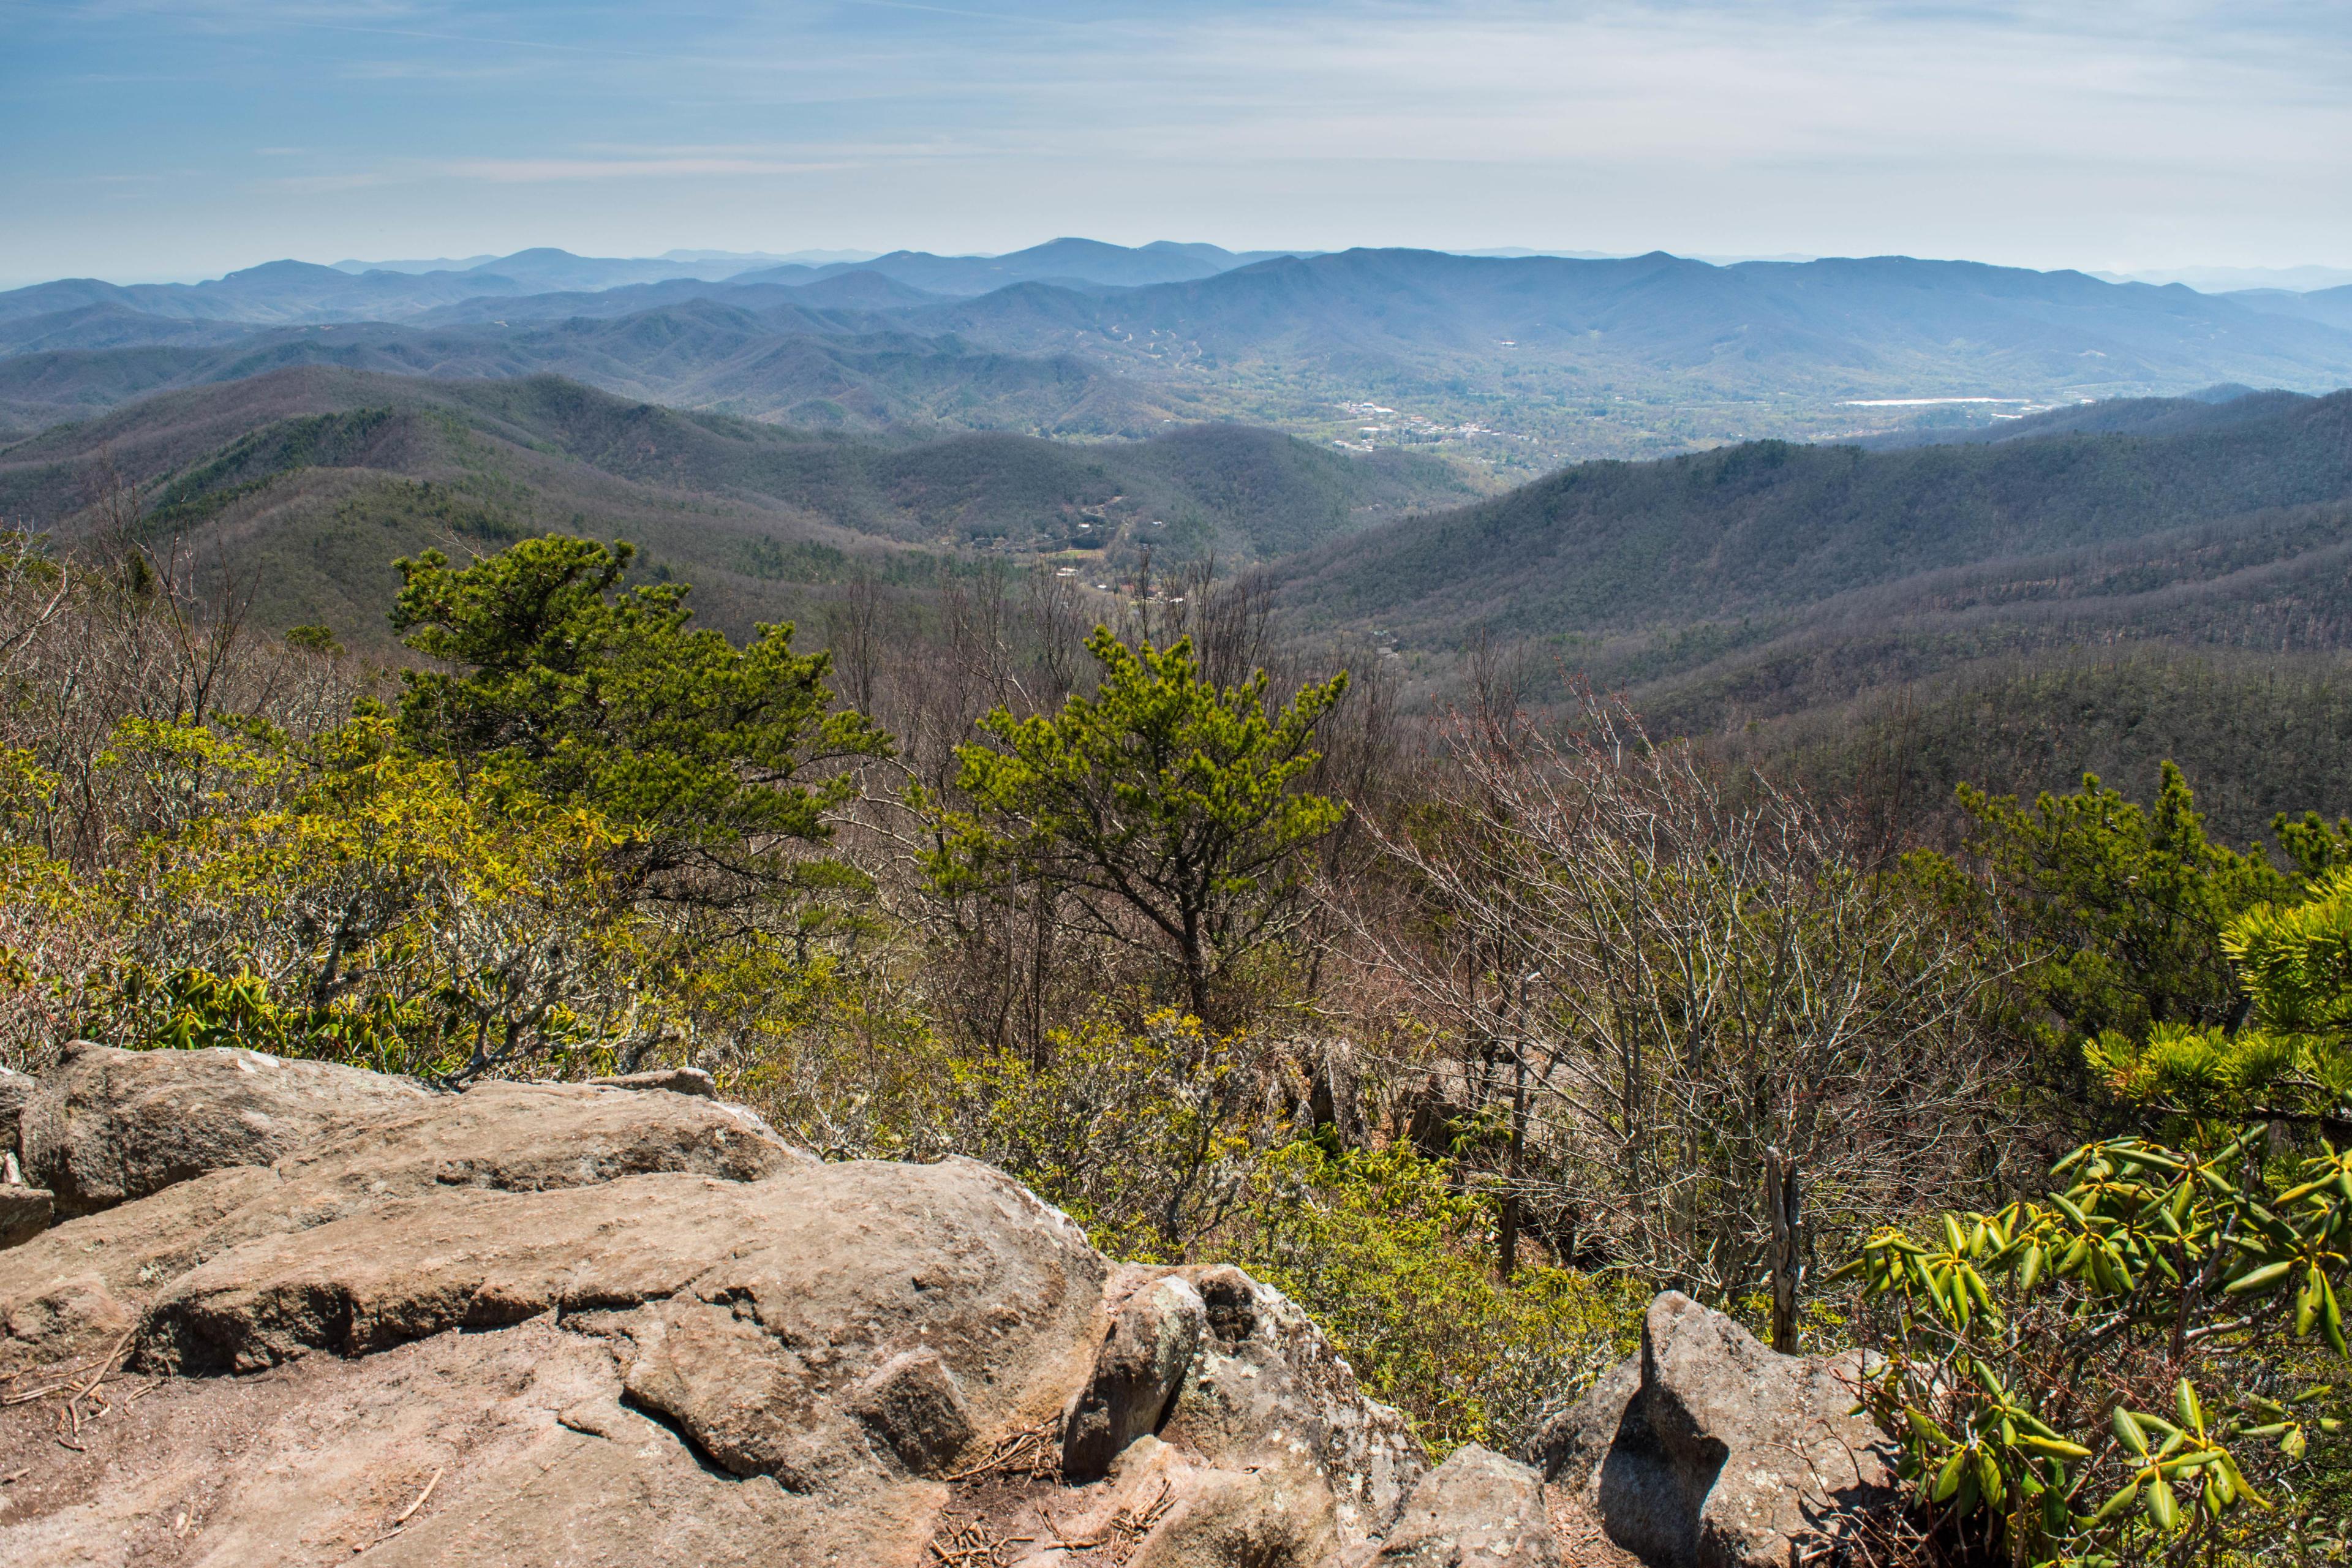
1275;388;2352;639
0;366;1473;645
1262;386;2352;841
12;364;2352;843
0;305;1202;438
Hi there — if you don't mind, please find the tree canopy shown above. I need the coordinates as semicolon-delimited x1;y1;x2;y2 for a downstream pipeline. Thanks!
920;625;1347;1025
390;537;890;870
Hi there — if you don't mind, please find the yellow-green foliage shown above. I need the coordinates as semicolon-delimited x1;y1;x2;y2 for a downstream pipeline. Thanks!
0;708;871;1080
918;625;1347;1025
951;1011;1278;1260
1841;1129;2350;1566
113;714;644;1076
2092;867;2352;1117
746;1008;1286;1260
1219;1139;1642;1456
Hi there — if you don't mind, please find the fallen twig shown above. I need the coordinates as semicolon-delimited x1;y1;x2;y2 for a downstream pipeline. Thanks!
69;1329;134;1404
941;1419;1061;1484
1049;1479;1176;1565
0;1343;124;1407
393;1468;442;1526
925;1515;1036;1567
52;1325;137;1442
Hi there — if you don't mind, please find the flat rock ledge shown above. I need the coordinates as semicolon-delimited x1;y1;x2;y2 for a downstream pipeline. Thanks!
0;1044;1586;1567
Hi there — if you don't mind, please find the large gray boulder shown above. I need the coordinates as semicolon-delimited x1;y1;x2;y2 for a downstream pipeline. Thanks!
13;1040;433;1217
1354;1444;1560;1566
1525;1292;1900;1568
0;1047;1478;1567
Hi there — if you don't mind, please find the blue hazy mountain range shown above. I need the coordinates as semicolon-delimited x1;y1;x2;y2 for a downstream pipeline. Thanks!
2;242;2348;465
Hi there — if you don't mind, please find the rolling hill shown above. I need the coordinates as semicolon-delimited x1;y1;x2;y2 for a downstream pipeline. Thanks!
905;250;2352;432
9;355;2351;843
1270;386;2352;667
746;238;1300;296
0;366;1472;646
0;241;1290;331
1262;385;2352;836
2224;284;2352;334
0;303;1208;440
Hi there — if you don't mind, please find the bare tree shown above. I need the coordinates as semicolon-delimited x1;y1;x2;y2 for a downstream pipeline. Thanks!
821;568;883;718
1346;687;2017;1312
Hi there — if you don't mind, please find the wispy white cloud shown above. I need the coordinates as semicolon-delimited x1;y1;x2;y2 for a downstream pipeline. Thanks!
266;154;856;193
6;0;2350;277
439;156;851;181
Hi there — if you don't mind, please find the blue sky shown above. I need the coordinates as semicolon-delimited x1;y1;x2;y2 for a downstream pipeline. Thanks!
4;1;2348;287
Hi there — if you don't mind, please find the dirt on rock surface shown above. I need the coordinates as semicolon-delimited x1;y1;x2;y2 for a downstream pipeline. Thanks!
0;1044;1569;1568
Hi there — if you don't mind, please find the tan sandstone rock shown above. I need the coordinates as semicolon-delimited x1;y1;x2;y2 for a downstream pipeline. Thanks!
0;1074;815;1371
1355;1445;1559;1567
1523;1292;1900;1568
14;1041;432;1218
0;1045;1476;1568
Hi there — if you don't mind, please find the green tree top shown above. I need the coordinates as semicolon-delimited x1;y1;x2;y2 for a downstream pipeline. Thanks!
2097;867;2352;1126
921;625;1348;1025
390;536;890;867
1959;763;2288;1050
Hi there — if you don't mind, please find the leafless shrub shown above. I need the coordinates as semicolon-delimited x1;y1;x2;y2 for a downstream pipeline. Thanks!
1343;685;2020;1307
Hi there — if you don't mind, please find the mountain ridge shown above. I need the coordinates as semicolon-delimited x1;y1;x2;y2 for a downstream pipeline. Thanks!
7;247;2350;470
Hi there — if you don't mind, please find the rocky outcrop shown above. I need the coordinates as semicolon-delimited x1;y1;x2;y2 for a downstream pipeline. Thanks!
0;1044;1554;1567
0;1066;50;1246
1525;1292;1900;1568
589;1066;718;1098
12;1041;432;1218
0;1183;48;1248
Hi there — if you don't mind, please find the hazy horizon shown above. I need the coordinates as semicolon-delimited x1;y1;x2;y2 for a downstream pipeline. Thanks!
11;239;2352;299
7;2;2348;290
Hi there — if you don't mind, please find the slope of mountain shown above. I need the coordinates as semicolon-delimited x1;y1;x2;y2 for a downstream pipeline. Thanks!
330;254;502;275
435;247;772;292
410;271;944;326
1270;390;2352;753
1715;646;2352;852
734;238;1298;296
0;304;256;356
1855;386;2312;449
1251;384;2352;842
0;302;1203;439
0;251;802;330
0;262;540;326
325;247;873;279
1275;388;2352;639
919;249;2352;394
0;367;1471;641
2225;284;2352;333
0;242;1286;333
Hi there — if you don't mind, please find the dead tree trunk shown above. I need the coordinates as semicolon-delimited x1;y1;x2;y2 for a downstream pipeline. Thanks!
1765;1147;1803;1353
